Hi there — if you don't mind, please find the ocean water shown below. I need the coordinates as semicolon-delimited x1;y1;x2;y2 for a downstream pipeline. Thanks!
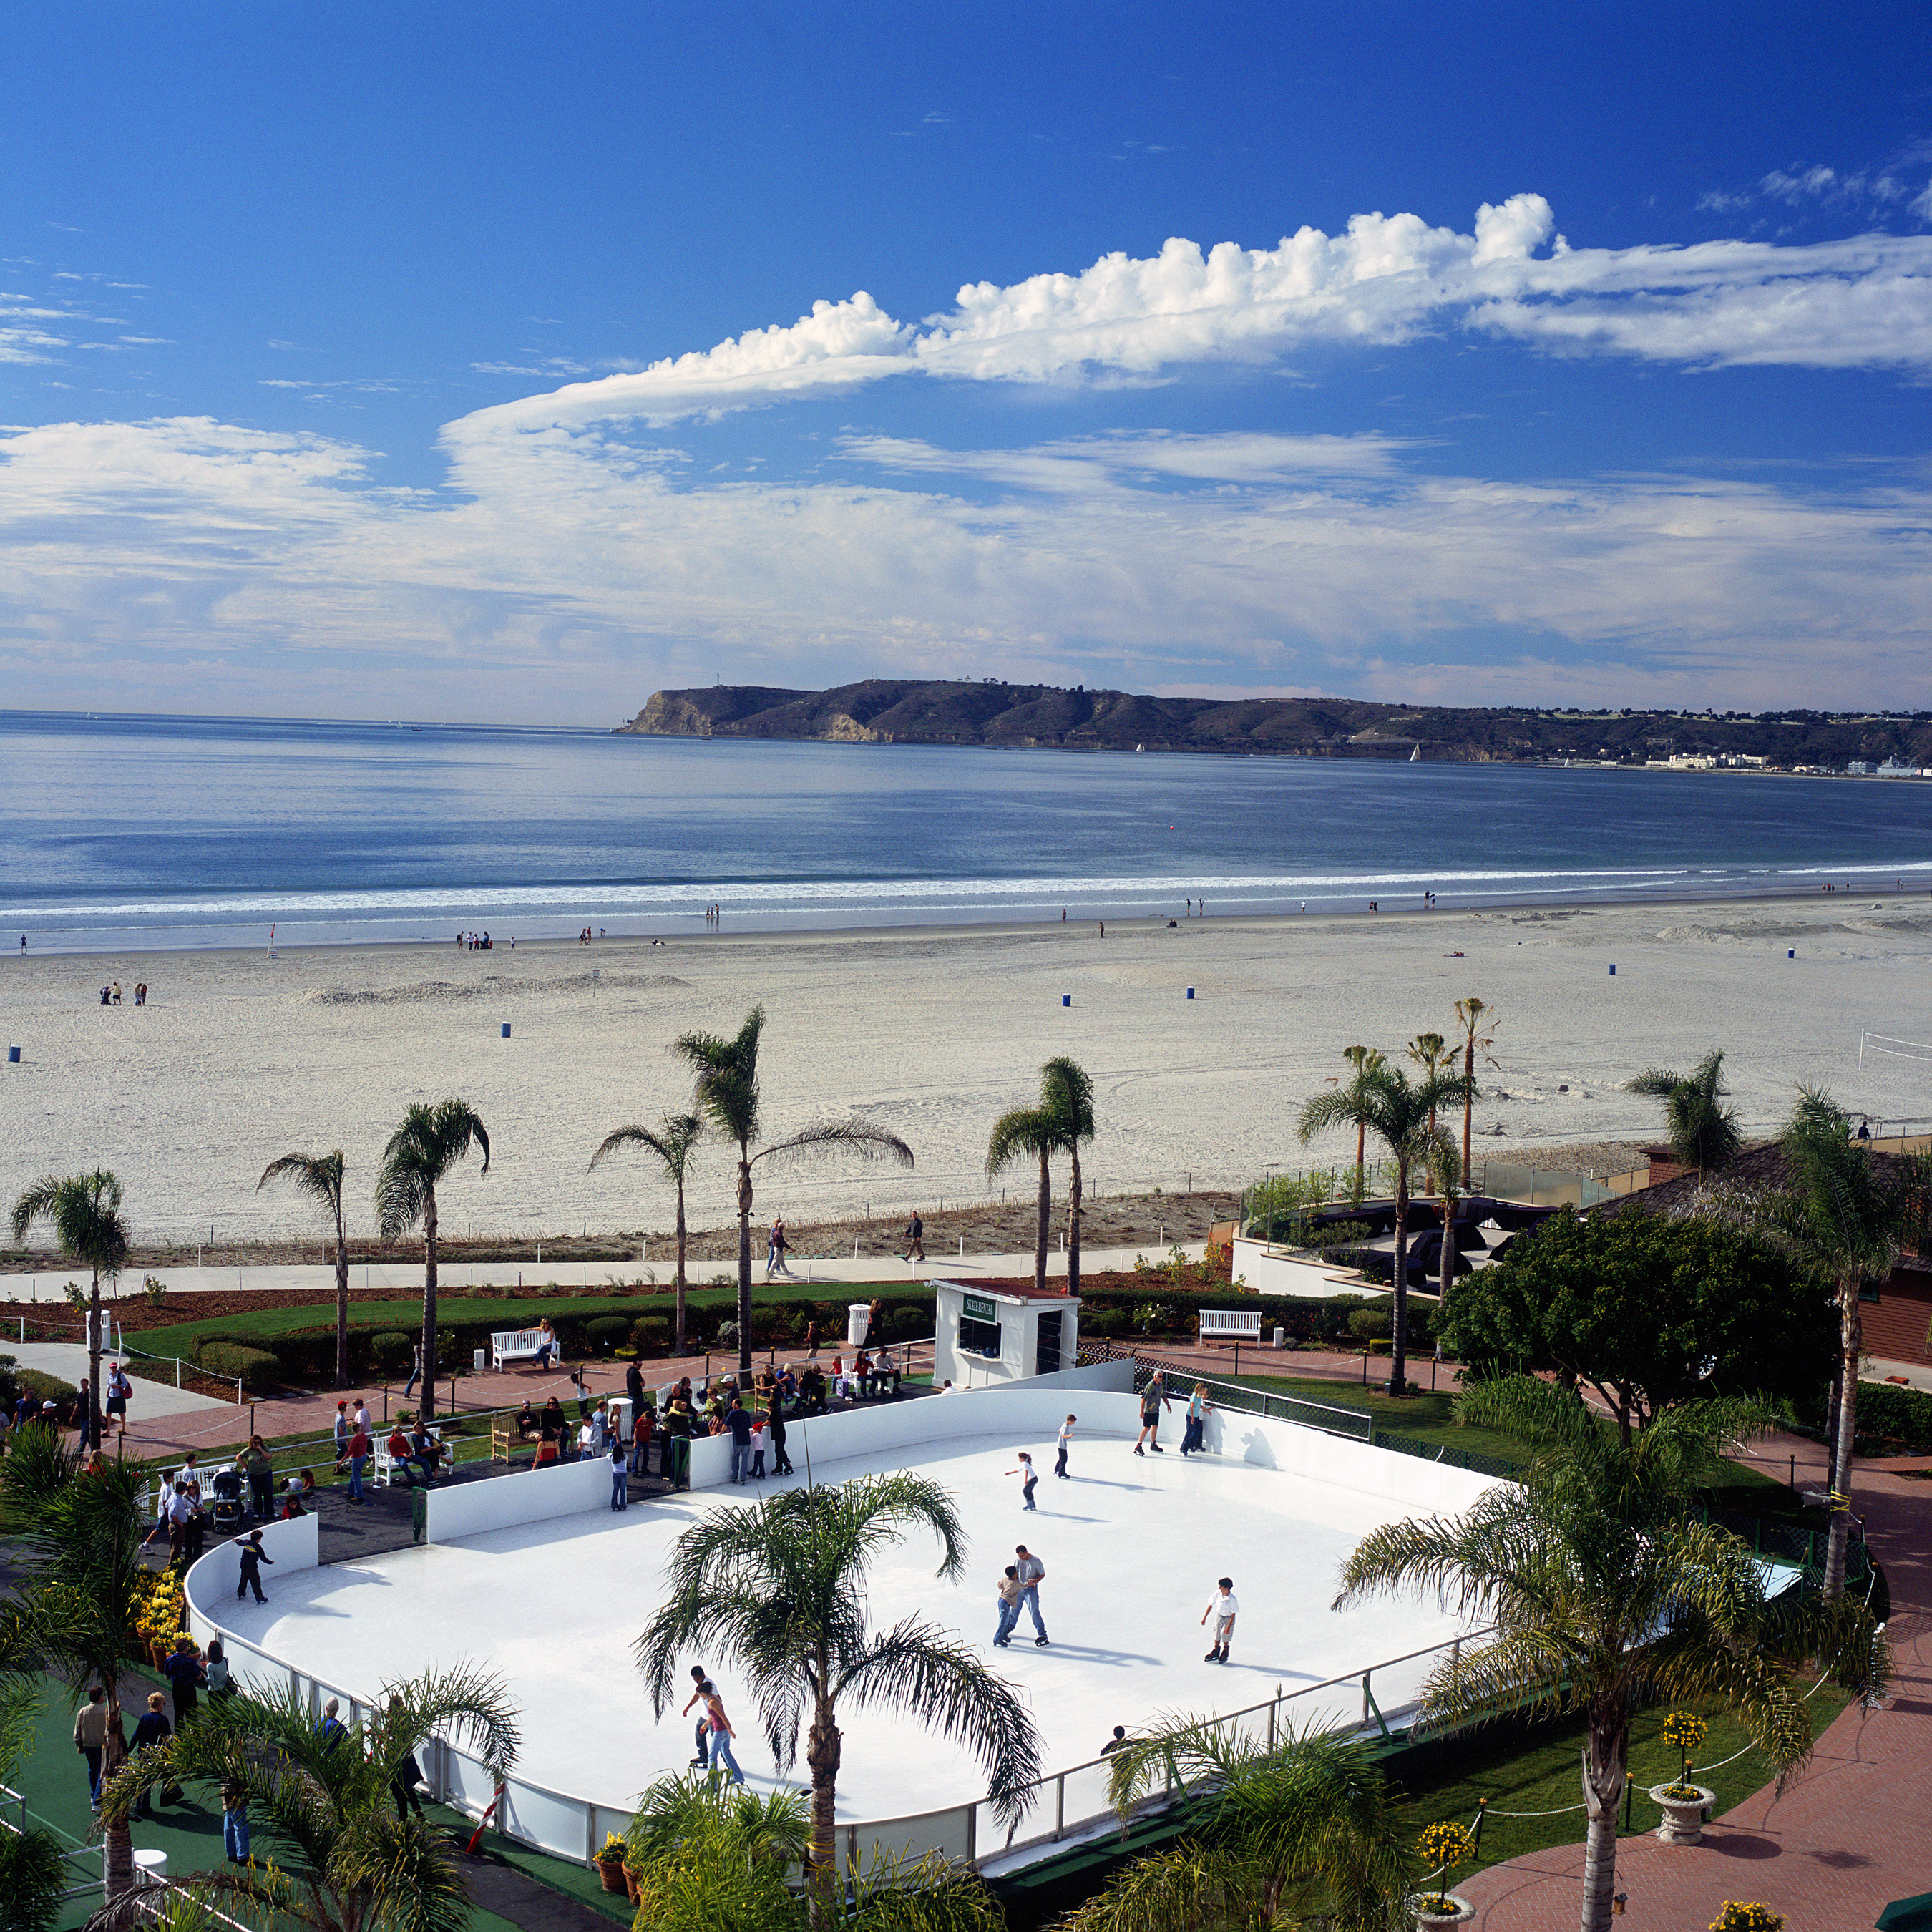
2;709;1928;952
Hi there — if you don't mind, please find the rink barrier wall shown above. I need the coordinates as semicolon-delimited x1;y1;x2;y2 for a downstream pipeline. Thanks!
180;1387;1503;1873
422;1451;612;1541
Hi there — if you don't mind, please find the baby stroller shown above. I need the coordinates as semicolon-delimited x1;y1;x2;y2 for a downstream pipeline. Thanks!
209;1466;244;1533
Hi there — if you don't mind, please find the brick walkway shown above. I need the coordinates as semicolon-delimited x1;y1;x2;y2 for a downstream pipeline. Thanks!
1460;1428;1932;1932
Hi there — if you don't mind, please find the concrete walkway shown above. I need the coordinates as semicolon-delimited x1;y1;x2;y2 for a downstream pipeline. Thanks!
1459;1425;1932;1932
1;1339;232;1417
0;1242;1206;1300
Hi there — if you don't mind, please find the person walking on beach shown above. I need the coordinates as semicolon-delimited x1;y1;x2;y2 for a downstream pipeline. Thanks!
1201;1576;1239;1664
1007;1450;1038;1510
235;1530;273;1603
902;1211;924;1262
1055;1414;1075;1478
1014;1543;1049;1646
1134;1372;1171;1455
992;1565;1023;1647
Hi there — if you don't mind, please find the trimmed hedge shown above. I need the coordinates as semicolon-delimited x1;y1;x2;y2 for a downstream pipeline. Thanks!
630;1317;670;1354
197;1341;281;1390
370;1332;412;1375
1851;1380;1932;1455
585;1317;629;1355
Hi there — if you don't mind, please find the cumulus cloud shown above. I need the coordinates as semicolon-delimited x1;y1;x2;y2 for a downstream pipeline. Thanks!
1;413;1926;719
447;195;1932;452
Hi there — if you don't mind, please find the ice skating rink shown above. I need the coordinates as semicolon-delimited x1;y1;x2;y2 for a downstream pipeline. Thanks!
219;1385;1496;1839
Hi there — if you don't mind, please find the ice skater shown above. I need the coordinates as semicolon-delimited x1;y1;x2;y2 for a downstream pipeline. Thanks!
993;1565;1023;1647
1055;1413;1075;1478
1134;1372;1171;1455
1014;1543;1049;1645
234;1530;273;1604
1201;1576;1238;1663
1180;1382;1211;1455
1007;1450;1038;1510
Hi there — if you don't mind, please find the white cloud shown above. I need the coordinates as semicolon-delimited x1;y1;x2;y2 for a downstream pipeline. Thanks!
1;414;1926;720
446;195;1932;452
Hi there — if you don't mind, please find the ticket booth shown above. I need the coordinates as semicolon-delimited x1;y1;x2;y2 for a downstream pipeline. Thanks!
932;1279;1080;1388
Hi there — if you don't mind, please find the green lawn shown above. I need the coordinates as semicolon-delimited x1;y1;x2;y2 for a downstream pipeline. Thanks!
1382;1677;1857;1876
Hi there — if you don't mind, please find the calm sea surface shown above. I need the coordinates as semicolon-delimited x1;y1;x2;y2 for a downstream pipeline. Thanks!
2;711;1928;952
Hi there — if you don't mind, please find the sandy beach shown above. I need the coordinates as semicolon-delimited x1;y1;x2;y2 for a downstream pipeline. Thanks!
1;897;1928;1256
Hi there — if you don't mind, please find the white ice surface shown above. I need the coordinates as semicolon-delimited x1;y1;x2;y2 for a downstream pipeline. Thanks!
235;1424;1476;1824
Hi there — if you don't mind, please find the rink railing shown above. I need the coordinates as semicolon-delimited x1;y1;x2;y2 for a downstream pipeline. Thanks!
185;1611;1487;1875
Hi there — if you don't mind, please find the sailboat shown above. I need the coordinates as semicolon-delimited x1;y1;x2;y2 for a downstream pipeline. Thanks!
1410;743;1421;762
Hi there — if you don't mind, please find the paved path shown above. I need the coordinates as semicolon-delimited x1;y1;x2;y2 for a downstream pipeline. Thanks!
1;1339;231;1417
0;1242;1206;1299
1459;1426;1932;1932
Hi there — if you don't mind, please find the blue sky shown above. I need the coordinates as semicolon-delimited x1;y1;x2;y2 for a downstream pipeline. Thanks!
3;1;1929;723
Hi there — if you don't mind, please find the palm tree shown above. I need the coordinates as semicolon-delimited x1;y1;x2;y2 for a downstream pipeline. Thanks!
1406;1031;1450;1193
1763;1088;1930;1600
1299;1063;1463;1396
111;1664;519;1932
1451;997;1498;1188
985;1101;1059;1294
1337;1375;1885;1932
258;1151;352;1388
1042;1058;1096;1299
673;1007;914;1376
591;1112;703;1353
1064;1720;1407;1932
374;1099;491;1423
0;1425;154;1904
11;1169;130;1452
1335;1046;1385;1198
1629;1049;1742;1176
635;1472;1041;1909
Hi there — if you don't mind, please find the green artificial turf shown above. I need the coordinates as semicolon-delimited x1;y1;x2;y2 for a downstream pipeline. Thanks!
1382;1677;1858;1875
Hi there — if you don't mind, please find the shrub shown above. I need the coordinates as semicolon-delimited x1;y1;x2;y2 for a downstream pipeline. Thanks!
890;1305;928;1339
1348;1307;1392;1342
585;1317;629;1355
717;1322;740;1350
630;1317;670;1354
1848;1380;1932;1455
197;1342;281;1390
141;1274;169;1309
1083;1308;1128;1339
370;1331;413;1375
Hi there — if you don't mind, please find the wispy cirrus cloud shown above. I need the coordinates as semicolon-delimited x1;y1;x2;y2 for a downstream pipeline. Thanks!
448;195;1932;452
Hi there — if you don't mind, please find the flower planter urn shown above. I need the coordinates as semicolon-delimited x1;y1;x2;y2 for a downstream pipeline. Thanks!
1410;1893;1475;1928
1648;1782;1715;1846
595;1860;628;1894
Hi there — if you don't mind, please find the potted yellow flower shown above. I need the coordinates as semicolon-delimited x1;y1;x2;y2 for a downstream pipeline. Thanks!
1649;1712;1714;1845
1709;1906;1782;1931
593;1831;628;1894
1410;1820;1476;1926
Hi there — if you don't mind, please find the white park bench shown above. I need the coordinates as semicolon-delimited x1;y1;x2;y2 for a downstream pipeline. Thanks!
1199;1309;1263;1345
490;1328;550;1370
374;1427;442;1489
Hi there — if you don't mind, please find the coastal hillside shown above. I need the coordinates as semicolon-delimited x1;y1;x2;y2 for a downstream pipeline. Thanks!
619;680;1932;769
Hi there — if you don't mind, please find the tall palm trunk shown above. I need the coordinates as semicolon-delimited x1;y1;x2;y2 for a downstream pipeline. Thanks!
1033;1148;1050;1292
419;1186;439;1422
332;1196;350;1390
1461;1040;1476;1188
673;1175;688;1354
736;1143;754;1375
1825;1277;1861;1600
101;1682;132;1899
806;1669;841;1921
1065;1143;1083;1300
1388;1161;1411;1398
1355;1121;1366;1196
1578;1722;1628;1932
87;1266;103;1452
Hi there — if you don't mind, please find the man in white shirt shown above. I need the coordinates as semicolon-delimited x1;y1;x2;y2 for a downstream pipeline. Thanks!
1201;1576;1239;1664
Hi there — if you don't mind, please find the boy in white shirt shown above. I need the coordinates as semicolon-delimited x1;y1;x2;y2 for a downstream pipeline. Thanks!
1201;1576;1238;1664
1055;1414;1075;1479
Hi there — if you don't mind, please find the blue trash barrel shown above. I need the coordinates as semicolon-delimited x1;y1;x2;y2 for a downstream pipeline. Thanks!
1186;987;1195;1000
501;1022;512;1038
6;1044;18;1063
1061;995;1071;1008
1608;964;1616;976
1788;950;1795;959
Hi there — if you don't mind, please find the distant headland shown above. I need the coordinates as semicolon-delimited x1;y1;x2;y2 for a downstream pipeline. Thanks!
618;680;1931;772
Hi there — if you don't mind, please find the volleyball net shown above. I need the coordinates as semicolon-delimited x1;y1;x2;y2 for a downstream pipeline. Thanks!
1859;1030;1932;1070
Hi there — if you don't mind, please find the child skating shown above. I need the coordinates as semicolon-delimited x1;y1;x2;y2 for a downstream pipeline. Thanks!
1055;1414;1075;1478
1201;1576;1238;1662
1007;1451;1038;1510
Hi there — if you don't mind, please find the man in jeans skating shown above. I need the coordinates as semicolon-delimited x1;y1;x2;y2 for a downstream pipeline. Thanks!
1014;1543;1049;1646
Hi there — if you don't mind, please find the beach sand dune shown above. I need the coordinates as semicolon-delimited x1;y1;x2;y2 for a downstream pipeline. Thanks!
1;898;1927;1252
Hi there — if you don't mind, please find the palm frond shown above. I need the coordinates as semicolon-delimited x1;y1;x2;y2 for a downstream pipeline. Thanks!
753;1118;915;1173
985;1103;1058;1181
257;1151;346;1214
